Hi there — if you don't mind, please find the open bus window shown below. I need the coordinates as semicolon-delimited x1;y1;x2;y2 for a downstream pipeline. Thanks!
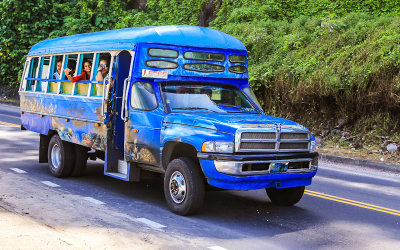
26;57;39;91
92;52;111;97
48;55;63;93
37;56;50;92
75;53;94;95
62;54;78;95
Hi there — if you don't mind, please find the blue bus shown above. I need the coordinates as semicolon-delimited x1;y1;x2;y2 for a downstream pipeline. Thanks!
19;25;318;215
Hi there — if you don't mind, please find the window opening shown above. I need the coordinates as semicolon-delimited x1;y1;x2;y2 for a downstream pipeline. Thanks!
145;60;178;69
183;63;224;73
49;55;63;93
92;52;111;97
62;54;78;95
27;57;39;91
76;53;94;95
228;65;247;74
229;55;246;63
183;51;225;62
148;48;178;58
37;56;50;92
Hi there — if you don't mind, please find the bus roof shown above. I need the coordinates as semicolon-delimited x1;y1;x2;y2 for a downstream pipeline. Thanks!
28;25;247;56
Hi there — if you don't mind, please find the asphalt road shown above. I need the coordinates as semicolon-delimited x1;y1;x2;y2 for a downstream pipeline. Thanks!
0;103;399;249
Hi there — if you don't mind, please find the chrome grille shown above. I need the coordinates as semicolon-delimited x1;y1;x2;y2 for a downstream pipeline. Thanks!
280;132;308;140
280;142;309;150
241;132;276;140
240;142;275;150
237;130;310;152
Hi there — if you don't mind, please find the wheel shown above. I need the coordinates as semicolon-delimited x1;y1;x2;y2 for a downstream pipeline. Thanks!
47;135;75;177
266;186;305;206
164;157;205;215
71;145;88;177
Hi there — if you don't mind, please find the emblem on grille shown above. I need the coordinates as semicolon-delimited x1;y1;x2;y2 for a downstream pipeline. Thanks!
275;123;281;133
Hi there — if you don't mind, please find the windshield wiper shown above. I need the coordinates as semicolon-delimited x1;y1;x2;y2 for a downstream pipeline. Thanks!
173;107;218;112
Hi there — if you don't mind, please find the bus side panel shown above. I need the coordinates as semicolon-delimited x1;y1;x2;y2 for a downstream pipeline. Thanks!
20;92;107;151
51;117;106;151
21;112;52;135
20;93;103;122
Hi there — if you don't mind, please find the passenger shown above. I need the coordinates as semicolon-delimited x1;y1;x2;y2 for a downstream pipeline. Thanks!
53;60;62;80
95;58;109;82
96;57;114;90
64;60;92;83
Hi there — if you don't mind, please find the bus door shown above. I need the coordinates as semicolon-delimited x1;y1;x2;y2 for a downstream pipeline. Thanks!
104;50;133;175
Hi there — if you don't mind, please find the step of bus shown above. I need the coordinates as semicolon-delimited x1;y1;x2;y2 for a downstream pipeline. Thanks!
104;160;140;182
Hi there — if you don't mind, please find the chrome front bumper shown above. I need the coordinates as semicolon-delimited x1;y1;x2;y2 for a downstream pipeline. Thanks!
214;157;318;176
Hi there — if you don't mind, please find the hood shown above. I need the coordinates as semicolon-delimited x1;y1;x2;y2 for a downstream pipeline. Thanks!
163;113;308;134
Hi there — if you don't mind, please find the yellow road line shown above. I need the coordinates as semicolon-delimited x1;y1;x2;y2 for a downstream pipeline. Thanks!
306;190;400;213
305;190;400;217
0;121;20;128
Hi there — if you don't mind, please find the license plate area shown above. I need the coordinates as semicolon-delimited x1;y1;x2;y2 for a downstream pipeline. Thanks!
270;162;289;173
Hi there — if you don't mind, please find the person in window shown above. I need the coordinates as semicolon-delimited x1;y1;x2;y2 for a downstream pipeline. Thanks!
96;57;114;93
95;58;109;82
53;60;62;80
64;60;92;82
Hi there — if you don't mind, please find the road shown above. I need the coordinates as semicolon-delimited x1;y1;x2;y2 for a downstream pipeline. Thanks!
0;103;399;249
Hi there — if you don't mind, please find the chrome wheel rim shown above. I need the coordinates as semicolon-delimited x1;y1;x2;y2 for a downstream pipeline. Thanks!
51;143;61;170
169;171;186;204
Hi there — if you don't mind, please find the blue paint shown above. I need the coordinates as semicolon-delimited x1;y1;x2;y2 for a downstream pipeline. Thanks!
21;113;52;135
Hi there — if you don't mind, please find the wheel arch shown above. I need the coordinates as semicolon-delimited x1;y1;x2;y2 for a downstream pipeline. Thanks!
161;141;199;171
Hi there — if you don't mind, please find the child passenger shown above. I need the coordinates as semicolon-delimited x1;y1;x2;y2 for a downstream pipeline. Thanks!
64;60;92;82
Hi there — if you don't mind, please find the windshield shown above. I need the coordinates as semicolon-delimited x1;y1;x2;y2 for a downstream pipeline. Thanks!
161;82;258;113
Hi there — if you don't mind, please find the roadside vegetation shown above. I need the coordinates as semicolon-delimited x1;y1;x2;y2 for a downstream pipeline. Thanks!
1;0;399;160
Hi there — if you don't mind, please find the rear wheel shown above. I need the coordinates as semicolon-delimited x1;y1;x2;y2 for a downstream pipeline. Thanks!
47;135;75;177
266;186;305;206
164;157;205;215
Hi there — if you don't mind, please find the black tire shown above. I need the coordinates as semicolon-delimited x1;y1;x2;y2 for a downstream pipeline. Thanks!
266;186;305;206
47;135;75;177
71;145;88;177
164;157;205;216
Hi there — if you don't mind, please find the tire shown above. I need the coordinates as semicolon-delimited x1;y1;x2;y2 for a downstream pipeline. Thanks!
71;145;88;177
266;186;305;206
164;157;205;215
47;135;75;177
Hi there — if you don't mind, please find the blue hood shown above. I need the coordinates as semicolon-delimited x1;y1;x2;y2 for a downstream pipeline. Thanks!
164;113;308;134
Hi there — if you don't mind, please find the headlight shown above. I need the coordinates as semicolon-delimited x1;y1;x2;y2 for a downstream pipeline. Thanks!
202;141;234;153
310;140;316;152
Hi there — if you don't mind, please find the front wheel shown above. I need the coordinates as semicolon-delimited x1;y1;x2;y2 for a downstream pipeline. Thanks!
266;186;305;206
164;157;205;215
